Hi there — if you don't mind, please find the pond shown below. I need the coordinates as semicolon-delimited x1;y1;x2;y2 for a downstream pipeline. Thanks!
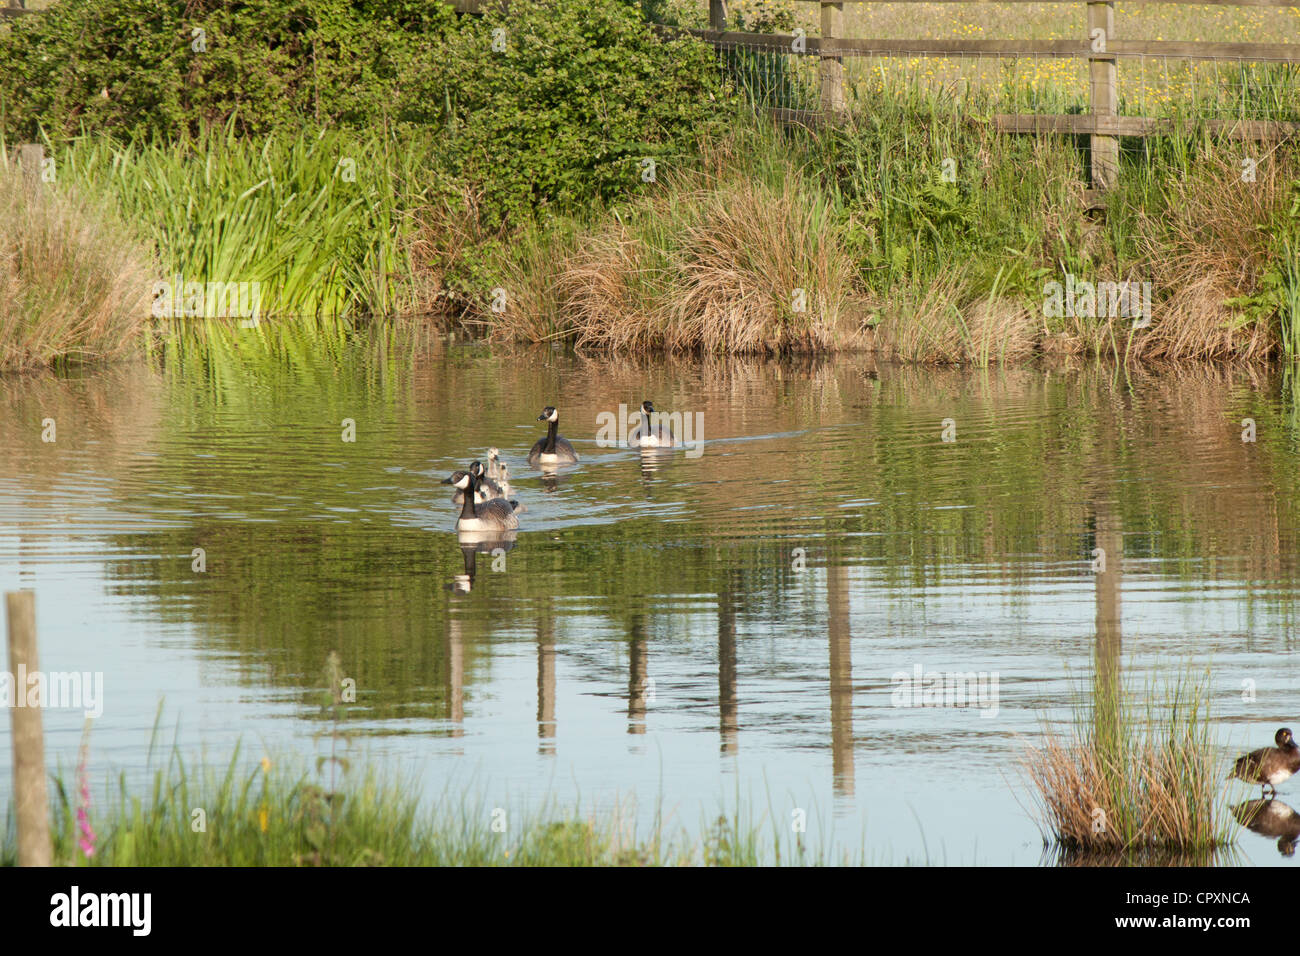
2;331;1299;864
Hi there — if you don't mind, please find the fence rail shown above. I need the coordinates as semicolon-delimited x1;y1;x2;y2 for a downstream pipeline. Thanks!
691;0;1299;192
8;0;1297;192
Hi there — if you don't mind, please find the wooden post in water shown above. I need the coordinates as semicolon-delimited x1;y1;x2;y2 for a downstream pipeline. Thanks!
6;590;51;867
820;1;844;115
1087;2;1118;190
16;143;43;195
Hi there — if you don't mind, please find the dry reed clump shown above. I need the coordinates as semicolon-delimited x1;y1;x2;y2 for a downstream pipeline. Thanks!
499;176;865;354
665;178;862;353
1130;149;1295;362
1024;728;1224;852
873;268;1039;365
1022;673;1229;854
0;161;155;371
553;226;664;352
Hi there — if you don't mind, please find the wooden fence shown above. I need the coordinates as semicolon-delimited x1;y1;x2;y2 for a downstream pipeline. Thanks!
683;0;1300;193
7;0;1298;193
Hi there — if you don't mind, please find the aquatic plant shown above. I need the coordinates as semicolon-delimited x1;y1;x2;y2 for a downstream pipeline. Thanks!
1021;665;1234;854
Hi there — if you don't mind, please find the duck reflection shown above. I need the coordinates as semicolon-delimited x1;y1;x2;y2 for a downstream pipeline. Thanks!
1232;798;1300;857
538;468;562;494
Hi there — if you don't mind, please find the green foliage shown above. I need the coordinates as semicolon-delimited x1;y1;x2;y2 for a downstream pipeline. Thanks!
402;0;735;225
0;0;455;141
55;125;431;317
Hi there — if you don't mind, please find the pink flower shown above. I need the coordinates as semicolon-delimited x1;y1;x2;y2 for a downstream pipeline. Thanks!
75;723;97;860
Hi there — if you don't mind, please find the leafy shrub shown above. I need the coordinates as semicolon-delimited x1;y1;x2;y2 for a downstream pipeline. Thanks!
401;0;735;224
0;0;454;140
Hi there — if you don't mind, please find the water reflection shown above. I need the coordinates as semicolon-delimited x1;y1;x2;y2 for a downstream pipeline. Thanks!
6;342;1300;865
718;576;739;753
537;600;557;754
628;616;649;739
1232;799;1300;857
827;560;855;797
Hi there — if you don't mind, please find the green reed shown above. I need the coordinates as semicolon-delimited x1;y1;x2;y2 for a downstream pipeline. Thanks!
1023;664;1235;855
50;123;432;320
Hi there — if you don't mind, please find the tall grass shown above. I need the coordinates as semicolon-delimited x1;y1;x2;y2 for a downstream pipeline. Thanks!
0;154;156;371
1022;665;1234;855
53;125;435;320
3;730;847;866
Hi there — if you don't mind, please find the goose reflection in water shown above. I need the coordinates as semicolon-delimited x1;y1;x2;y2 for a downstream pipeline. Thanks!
636;446;676;483
448;531;517;593
1232;798;1300;857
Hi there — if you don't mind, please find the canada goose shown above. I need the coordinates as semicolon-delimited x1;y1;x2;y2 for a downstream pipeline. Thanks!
528;406;579;467
451;460;505;505
628;400;677;448
486;447;502;482
1230;727;1300;797
441;470;521;531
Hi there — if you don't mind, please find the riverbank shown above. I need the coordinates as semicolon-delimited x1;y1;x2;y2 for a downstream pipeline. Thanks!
3;0;1298;369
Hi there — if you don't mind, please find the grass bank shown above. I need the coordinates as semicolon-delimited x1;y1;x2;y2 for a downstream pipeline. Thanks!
4;0;1299;368
3;733;845;866
0;154;156;371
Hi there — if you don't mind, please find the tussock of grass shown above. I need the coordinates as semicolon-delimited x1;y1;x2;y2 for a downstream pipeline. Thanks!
0;157;155;371
1022;666;1233;854
468;157;864;354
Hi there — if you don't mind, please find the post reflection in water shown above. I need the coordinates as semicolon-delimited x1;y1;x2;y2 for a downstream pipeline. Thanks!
1091;492;1123;756
537;600;557;755
718;575;739;754
827;560;855;798
445;616;464;743
628;616;649;738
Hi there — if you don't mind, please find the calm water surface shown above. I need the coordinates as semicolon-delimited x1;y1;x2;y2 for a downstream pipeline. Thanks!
3;334;1300;864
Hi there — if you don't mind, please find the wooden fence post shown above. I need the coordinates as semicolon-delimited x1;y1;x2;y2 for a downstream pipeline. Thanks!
6;590;51;867
1088;2;1118;190
709;0;725;30
820;1;844;114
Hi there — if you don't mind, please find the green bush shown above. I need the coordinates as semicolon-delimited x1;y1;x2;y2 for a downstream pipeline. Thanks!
0;0;454;140
402;0;735;224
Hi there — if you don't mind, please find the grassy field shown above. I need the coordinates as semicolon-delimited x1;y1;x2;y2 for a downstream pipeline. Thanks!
723;1;1300;119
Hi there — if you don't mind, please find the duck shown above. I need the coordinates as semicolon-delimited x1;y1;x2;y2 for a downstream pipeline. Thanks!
528;406;579;467
441;470;521;531
628;399;677;448
451;460;505;505
1230;727;1300;797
